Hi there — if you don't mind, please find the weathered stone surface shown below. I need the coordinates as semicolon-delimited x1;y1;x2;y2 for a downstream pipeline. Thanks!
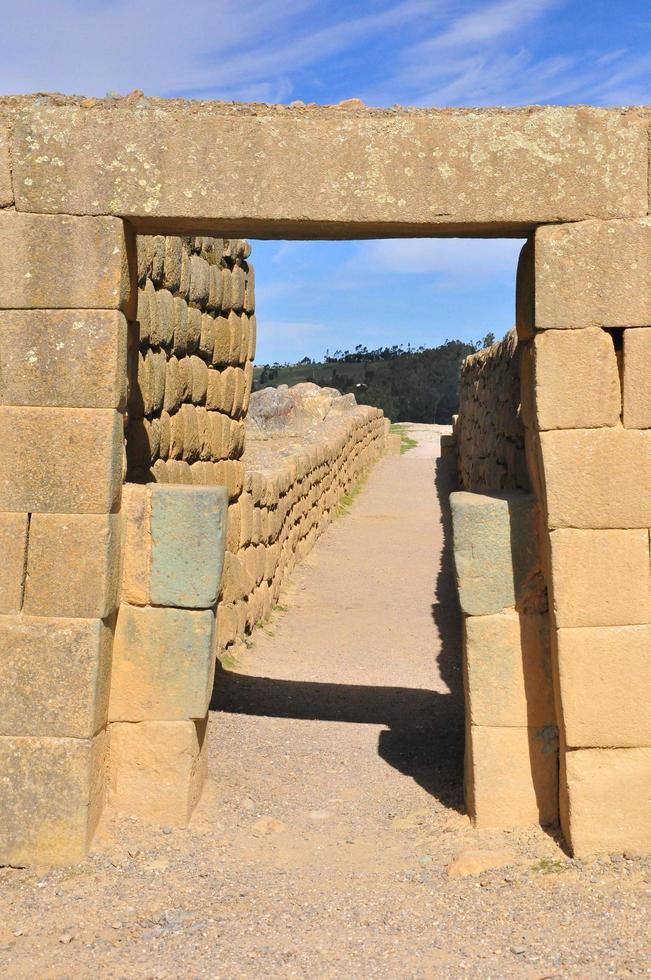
515;238;535;340
563;748;651;856
623;327;651;428
456;331;528;493
467;724;558;828
0;730;107;867
0;512;28;614
539;428;651;528
535;219;651;329
11;104;647;232
109;719;207;827
0;212;133;310
149;485;228;608
0;310;127;408
119;484;228;608
464;611;554;728
120;484;151;606
0;120;11;208
23;514;121;618
532;328;620;429
447;849;515;877
549;529;651;627
0;615;112;738
450;491;539;615
109;604;215;721
0;407;123;513
557;625;651;748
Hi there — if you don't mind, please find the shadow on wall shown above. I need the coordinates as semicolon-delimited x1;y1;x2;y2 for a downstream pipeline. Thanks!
211;446;465;814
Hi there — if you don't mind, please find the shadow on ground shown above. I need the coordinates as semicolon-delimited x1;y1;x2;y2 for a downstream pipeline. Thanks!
211;446;465;813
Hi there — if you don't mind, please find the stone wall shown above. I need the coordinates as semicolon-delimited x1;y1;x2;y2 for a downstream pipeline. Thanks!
456;329;528;492
126;234;254;489
108;482;227;827
2;95;650;864
451;325;558;833
218;384;388;652
519;228;651;857
450;490;556;829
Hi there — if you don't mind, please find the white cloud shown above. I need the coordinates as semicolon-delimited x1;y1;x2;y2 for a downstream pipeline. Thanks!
0;0;649;110
360;0;651;107
353;238;524;283
416;0;558;52
0;0;441;100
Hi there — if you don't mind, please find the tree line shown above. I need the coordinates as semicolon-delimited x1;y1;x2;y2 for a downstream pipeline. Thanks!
255;334;496;424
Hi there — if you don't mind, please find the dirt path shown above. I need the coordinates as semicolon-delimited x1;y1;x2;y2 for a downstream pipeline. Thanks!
1;425;649;978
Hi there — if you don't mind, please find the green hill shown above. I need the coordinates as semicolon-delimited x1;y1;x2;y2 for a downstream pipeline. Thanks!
254;337;492;424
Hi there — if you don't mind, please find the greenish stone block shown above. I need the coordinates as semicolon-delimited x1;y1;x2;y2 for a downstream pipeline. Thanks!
149;485;228;609
450;490;539;616
109;604;215;721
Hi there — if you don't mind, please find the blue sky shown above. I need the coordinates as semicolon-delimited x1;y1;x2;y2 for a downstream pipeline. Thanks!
3;1;651;362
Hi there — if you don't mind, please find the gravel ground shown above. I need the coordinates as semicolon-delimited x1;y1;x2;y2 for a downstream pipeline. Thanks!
1;425;649;979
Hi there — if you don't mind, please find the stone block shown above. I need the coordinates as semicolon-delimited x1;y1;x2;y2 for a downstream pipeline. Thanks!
467;724;558;828
247;314;257;363
532;328;620;429
23;514;121;618
623;327;651;428
0;212;133;310
549;529;651;627
515;237;535;341
12;105;647;229
563;748;651;856
535;219;651;329
149;484;228;608
109;719;207;828
0;310;128;409
120;484;150;605
0;512;28;614
109;604;215;722
0;615;112;738
464;611;554;728
0;730;107;867
557;625;651;748
539;428;651;528
0;407;123;514
450;491;539;615
120;484;228;608
0;120;11;207
217;602;237;648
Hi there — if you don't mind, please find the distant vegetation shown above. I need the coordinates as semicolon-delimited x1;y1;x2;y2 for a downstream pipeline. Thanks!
254;335;496;423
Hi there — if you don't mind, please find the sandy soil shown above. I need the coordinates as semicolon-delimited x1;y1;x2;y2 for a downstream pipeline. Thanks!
1;425;649;979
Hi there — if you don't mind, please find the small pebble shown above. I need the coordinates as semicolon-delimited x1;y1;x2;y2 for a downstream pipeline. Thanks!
58;933;73;945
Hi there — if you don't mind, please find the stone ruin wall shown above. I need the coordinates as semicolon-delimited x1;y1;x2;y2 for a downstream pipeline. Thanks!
127;233;254;492
451;229;651;856
1;97;650;864
455;329;528;492
451;322;556;832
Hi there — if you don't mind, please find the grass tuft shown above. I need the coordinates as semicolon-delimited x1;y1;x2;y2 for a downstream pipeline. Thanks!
531;857;568;875
390;422;418;454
